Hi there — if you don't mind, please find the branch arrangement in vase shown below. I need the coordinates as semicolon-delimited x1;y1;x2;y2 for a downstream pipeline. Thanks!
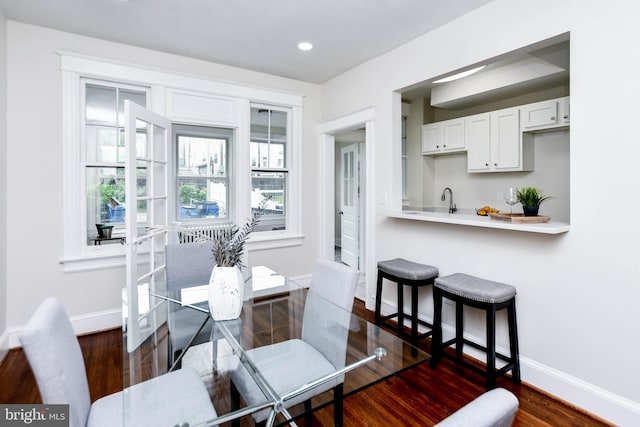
212;201;266;268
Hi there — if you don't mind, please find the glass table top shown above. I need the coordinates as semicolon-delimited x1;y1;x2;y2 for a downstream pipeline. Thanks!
122;266;429;426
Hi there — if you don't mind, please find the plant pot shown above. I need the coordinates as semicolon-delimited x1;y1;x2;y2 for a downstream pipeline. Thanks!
208;266;245;320
96;224;114;238
522;206;539;217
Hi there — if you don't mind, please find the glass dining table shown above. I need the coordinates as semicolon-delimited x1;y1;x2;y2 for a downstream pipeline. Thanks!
122;266;430;427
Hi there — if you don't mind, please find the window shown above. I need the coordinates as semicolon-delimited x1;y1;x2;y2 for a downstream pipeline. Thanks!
174;124;233;222
61;54;304;271
250;106;290;231
83;80;149;245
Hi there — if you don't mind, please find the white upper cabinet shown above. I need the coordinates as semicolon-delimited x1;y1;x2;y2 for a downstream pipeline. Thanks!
466;113;491;171
467;108;533;173
520;96;570;131
422;118;466;154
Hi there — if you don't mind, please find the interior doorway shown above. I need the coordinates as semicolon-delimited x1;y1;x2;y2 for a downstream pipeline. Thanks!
334;131;364;268
319;108;375;307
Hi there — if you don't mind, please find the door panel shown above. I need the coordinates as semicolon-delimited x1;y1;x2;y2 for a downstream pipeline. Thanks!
124;101;171;353
340;144;358;268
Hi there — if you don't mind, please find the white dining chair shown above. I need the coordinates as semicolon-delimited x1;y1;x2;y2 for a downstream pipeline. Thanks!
19;297;218;427
165;240;216;366
229;259;359;426
434;388;519;427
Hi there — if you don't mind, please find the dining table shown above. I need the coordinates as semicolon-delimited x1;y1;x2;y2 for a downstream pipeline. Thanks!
123;265;430;427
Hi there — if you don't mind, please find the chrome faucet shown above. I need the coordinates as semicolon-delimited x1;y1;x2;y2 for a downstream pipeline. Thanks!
441;187;457;213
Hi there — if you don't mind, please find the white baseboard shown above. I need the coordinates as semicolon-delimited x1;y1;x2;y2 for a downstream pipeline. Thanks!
7;307;122;349
378;300;640;426
0;328;9;364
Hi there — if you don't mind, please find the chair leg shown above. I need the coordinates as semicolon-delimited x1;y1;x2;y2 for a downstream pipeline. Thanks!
375;271;383;325
397;280;404;334
486;305;496;390
455;300;464;360
430;288;443;367
304;399;313;423
508;299;521;384
411;284;419;346
230;381;241;427
333;383;344;427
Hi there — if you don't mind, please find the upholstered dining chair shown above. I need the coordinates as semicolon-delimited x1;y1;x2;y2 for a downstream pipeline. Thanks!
19;297;217;427
229;259;359;426
434;388;519;427
165;240;216;366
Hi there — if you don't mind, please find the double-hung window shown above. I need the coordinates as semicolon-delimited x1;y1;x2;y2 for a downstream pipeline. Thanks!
250;105;290;231
83;80;150;245
174;124;233;222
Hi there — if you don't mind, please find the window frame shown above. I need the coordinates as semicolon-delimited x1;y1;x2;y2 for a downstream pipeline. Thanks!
250;103;292;232
60;53;304;272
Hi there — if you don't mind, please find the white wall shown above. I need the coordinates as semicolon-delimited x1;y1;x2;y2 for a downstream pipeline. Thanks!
4;22;321;336
321;0;640;424
0;10;8;359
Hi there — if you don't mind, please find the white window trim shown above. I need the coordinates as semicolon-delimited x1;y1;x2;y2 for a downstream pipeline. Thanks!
59;52;304;272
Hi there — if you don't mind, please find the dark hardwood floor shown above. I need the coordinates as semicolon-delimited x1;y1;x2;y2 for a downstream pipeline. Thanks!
0;300;613;426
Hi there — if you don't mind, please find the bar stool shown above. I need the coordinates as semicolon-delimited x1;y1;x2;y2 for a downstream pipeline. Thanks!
375;258;439;346
430;273;521;389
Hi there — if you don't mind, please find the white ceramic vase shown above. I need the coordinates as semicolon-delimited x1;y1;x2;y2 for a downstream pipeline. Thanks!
208;266;245;320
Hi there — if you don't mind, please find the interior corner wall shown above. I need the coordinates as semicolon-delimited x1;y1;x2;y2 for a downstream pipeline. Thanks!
0;10;8;357
4;21;321;340
321;0;640;423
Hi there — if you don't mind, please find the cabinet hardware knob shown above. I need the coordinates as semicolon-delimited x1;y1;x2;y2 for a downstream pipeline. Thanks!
436;145;440;149
494;163;498;166
443;144;446;148
563;115;569;119
551;116;556;121
485;163;489;167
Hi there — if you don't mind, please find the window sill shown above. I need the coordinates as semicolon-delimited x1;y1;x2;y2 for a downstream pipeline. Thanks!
61;232;305;272
60;250;126;273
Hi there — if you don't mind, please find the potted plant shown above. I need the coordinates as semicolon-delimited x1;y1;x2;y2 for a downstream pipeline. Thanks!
207;202;265;320
516;187;551;217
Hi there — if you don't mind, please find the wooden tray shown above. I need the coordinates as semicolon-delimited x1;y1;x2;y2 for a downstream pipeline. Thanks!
488;212;550;223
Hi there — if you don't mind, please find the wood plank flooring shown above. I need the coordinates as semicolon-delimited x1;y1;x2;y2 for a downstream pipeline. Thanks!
0;300;613;426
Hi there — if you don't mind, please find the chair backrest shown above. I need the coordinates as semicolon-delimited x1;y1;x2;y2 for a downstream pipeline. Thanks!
19;297;91;427
434;388;519;427
302;260;359;368
308;259;359;311
165;241;216;292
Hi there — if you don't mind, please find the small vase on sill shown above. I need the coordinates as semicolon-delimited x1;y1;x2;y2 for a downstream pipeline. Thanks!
522;206;539;217
208;265;245;321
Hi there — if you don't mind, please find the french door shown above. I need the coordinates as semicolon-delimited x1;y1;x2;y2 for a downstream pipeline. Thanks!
124;100;171;353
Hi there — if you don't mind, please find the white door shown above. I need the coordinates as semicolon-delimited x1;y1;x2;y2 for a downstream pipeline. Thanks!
124;101;171;353
340;144;359;268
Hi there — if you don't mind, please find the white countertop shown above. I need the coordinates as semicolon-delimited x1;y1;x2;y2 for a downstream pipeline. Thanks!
386;208;570;234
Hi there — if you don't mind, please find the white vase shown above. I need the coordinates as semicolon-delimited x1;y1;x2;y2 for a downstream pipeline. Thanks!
208;266;245;320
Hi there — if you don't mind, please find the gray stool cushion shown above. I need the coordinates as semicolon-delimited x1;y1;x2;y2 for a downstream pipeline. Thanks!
377;258;439;281
435;273;516;304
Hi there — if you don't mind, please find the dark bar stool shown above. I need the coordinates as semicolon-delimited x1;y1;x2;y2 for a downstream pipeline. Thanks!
375;258;439;346
430;273;521;389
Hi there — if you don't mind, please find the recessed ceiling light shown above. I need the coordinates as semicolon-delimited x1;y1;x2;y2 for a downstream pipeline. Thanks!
433;65;486;84
298;42;313;51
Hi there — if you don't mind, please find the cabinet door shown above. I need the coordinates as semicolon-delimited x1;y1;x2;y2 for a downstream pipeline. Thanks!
491;108;520;170
466;113;491;172
521;99;558;129
442;118;465;152
422;123;442;154
558;96;570;124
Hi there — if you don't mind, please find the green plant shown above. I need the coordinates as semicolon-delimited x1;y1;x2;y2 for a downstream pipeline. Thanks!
516;187;551;207
212;201;266;268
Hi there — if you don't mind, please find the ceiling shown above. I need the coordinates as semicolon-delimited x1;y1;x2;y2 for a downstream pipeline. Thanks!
0;0;495;84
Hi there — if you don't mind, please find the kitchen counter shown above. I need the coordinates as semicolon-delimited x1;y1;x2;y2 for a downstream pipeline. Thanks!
386;208;569;234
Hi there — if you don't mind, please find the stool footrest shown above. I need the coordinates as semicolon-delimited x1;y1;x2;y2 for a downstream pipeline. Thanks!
442;338;516;365
377;313;434;338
